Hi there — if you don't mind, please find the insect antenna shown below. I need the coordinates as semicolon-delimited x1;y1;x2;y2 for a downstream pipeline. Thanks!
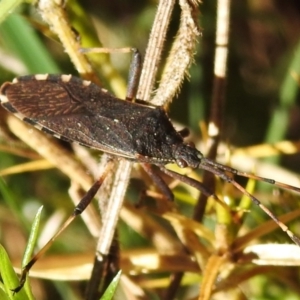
198;158;300;246
204;158;300;193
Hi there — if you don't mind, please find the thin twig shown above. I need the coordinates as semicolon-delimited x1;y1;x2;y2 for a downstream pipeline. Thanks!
197;0;231;299
137;0;176;102
151;0;201;106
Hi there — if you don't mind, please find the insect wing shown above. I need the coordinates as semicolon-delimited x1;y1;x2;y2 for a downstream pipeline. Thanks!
0;75;136;158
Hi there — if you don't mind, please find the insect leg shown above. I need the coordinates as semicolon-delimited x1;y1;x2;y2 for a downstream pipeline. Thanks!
141;163;174;201
159;166;229;210
126;48;142;101
12;160;115;294
80;46;142;101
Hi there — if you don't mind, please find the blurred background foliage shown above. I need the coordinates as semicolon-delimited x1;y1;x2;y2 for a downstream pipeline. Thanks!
0;0;300;299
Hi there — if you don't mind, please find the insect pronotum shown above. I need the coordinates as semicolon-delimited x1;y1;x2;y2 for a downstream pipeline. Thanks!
1;73;300;292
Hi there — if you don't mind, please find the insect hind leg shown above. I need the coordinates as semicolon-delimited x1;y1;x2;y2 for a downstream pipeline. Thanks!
11;160;115;294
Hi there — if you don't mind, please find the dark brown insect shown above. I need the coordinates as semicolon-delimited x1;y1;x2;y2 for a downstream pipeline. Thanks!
1;73;300;293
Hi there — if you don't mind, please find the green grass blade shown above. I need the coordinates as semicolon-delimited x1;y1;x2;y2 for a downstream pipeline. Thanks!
0;178;28;230
100;271;122;300
0;244;29;300
0;0;25;24
22;206;44;299
0;287;11;300
0;13;60;73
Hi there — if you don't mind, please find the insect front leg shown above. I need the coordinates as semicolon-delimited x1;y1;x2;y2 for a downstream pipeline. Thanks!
140;163;174;202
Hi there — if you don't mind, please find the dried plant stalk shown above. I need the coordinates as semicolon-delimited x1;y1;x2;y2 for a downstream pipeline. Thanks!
151;0;201;106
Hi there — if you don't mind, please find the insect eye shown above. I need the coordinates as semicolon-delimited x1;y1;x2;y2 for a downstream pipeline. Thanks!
176;158;188;168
